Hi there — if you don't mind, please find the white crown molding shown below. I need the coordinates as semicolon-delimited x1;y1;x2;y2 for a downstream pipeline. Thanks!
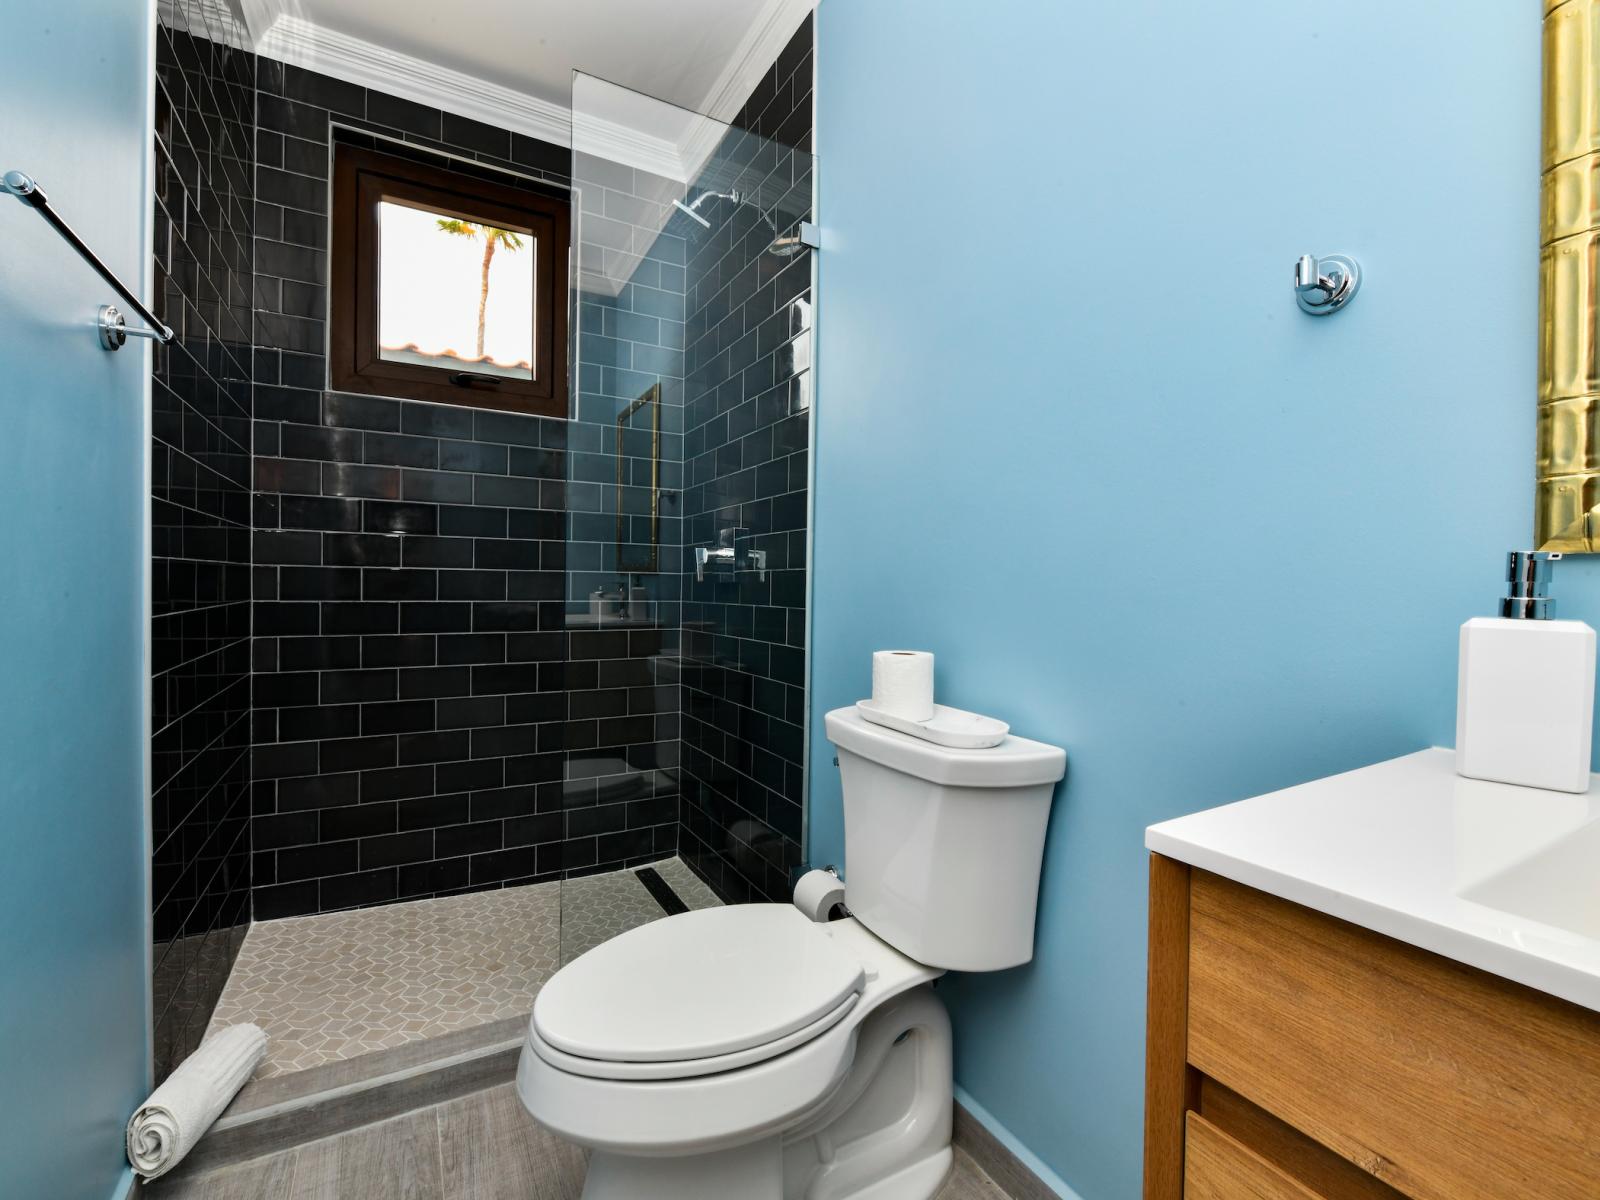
571;113;688;182
253;14;694;180
679;0;814;184
233;0;278;45
240;0;812;186
699;0;813;123
254;15;575;149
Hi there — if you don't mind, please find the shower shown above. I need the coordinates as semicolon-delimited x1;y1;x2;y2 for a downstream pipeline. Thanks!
672;187;812;257
139;49;816;1094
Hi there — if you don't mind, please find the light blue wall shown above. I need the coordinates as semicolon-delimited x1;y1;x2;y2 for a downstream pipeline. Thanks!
811;3;1582;1197
0;4;154;1198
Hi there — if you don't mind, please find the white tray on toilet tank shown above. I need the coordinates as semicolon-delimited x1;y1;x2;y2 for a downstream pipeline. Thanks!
854;699;1009;749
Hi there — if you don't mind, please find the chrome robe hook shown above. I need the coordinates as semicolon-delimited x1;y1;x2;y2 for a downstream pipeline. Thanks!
1294;253;1360;315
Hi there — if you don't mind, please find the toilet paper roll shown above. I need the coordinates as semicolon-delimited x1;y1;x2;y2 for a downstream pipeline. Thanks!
871;650;935;722
793;869;849;922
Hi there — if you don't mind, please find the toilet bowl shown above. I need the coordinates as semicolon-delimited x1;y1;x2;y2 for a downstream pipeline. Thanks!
518;909;950;1199
516;706;1066;1199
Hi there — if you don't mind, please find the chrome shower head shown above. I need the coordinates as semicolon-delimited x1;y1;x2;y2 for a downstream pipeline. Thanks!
673;189;812;259
672;188;739;230
670;198;711;229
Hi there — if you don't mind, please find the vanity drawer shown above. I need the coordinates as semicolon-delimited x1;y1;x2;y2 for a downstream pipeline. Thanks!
1184;1113;1326;1200
1186;870;1600;1200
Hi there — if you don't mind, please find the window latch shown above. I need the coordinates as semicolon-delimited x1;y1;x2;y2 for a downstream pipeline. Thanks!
449;371;503;388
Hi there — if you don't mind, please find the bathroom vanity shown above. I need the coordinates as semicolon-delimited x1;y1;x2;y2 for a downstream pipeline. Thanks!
1142;750;1600;1200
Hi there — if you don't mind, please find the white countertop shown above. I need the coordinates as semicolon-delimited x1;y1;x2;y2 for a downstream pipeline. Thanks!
1146;748;1600;1013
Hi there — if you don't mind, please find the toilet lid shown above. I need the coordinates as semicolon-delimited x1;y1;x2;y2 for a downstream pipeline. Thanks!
533;904;866;1064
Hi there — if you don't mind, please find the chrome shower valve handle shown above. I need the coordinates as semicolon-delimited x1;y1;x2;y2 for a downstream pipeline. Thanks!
693;527;767;582
1294;252;1360;315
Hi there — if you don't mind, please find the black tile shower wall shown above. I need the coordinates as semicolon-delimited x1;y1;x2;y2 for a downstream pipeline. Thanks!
151;2;256;1081
249;63;585;917
250;395;572;917
677;15;814;904
726;14;814;157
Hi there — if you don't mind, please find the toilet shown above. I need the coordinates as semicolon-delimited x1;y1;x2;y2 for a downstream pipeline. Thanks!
515;705;1067;1200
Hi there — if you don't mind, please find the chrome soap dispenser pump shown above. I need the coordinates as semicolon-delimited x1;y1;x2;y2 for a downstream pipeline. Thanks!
1456;551;1597;793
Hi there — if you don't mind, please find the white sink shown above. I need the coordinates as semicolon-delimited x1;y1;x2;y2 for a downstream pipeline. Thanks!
1145;749;1600;1013
1461;818;1600;941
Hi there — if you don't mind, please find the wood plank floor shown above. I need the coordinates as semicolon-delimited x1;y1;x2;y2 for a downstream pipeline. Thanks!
147;1083;1012;1200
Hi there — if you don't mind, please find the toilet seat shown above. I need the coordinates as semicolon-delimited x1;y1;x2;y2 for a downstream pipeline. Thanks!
532;904;866;1069
528;992;859;1080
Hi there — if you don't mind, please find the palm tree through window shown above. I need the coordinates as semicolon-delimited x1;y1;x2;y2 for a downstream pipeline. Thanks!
375;204;535;381
436;220;528;363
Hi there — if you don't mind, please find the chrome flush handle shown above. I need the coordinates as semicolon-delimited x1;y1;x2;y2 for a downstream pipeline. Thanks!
1294;252;1361;315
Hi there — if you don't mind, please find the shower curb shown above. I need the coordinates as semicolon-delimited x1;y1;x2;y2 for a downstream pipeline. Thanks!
173;1014;528;1177
156;1024;1058;1196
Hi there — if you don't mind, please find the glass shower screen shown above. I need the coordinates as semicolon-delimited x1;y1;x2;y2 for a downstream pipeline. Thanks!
559;72;815;963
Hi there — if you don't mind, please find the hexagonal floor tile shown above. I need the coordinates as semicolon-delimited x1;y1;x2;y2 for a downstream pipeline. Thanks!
206;857;721;1078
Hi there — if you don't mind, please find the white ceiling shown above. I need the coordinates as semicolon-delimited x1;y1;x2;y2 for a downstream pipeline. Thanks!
257;0;787;116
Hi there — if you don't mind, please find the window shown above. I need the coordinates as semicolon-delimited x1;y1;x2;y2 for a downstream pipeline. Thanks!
330;144;569;416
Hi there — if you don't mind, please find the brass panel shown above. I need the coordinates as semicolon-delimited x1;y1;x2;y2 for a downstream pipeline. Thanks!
1544;1;1600;170
1543;154;1600;242
1538;233;1600;403
1538;1;1600;548
1539;475;1600;549
1538;395;1600;475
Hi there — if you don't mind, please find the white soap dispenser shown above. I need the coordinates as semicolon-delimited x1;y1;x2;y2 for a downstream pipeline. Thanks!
1456;551;1596;792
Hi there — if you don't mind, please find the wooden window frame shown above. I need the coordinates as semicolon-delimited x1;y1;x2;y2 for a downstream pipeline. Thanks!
329;144;569;417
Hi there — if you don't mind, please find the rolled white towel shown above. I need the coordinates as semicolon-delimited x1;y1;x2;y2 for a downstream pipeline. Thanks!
126;1023;267;1180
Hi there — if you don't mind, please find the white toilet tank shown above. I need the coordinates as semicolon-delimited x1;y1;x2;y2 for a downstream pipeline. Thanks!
823;707;1066;972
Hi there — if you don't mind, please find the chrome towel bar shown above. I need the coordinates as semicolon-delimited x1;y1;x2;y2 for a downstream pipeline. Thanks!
4;169;175;350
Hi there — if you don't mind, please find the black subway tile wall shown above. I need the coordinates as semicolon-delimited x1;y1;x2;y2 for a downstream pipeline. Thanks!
250;63;579;918
678;16;814;903
251;394;573;917
151;1;256;1080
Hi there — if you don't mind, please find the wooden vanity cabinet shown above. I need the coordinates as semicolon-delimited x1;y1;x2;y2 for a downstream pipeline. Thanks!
1143;855;1600;1200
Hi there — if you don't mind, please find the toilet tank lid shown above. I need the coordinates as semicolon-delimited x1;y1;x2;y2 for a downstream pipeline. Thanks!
824;707;1066;787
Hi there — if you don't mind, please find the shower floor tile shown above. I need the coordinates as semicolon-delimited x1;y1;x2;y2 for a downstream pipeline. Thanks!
208;856;720;1079
558;855;720;960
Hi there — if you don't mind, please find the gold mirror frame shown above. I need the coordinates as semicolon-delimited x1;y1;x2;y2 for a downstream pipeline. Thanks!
1539;0;1600;548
